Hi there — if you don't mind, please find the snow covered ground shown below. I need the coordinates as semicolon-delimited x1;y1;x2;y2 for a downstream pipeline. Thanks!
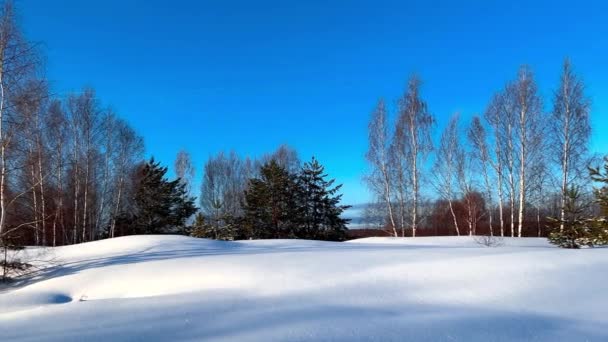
1;235;607;341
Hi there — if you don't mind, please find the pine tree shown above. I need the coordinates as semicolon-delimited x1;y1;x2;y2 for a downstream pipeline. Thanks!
243;160;299;239
116;158;197;235
297;157;350;240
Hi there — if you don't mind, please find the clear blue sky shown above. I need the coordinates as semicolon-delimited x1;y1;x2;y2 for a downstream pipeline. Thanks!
19;0;608;206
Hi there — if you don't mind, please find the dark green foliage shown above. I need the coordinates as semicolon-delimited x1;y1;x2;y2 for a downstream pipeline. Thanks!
589;157;608;244
296;157;350;241
190;212;237;240
548;157;608;248
548;188;592;248
241;158;350;241
243;160;300;239
117;158;197;235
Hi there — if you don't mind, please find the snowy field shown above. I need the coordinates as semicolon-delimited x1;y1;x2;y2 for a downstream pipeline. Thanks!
1;235;607;341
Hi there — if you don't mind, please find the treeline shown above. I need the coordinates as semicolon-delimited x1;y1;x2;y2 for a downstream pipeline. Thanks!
365;62;598;238
0;2;351;248
0;3;147;247
183;145;350;241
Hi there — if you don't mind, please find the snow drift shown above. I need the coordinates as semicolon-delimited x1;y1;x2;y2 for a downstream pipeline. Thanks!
1;235;607;341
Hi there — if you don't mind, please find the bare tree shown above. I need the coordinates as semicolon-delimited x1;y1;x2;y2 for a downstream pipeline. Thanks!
45;100;67;246
0;1;40;241
109;119;143;238
174;149;195;195
13;80;49;245
528;161;550;236
499;90;518;238
365;99;398;237
432;113;462;236
389;122;411;237
66;88;103;243
511;66;543;237
551;59;591;231
454;123;485;236
394;76;434;237
484;97;507;237
260;144;300;174
95;111;120;238
468;116;495;236
200;151;247;234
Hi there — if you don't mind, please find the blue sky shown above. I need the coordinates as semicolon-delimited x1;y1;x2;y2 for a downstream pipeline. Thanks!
19;0;608;206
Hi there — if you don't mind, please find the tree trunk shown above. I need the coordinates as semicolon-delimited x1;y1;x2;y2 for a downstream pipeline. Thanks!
448;199;460;236
0;72;6;239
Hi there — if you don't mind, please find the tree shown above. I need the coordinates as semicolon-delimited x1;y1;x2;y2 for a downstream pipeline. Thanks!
0;1;40;243
589;157;608;245
190;212;235;240
433;113;462;236
486;67;543;238
365;99;398;237
459;191;486;236
66;88;104;243
548;187;592;248
45;100;68;246
260;144;300;174
242;160;299;239
200;151;246;237
484;95;507;237
109;118;144;238
12;80;49;246
551;59;591;232
393;76;434;237
297;157;350;241
507;67;544;238
468;116;496;236
174;149;195;195
118;158;196;235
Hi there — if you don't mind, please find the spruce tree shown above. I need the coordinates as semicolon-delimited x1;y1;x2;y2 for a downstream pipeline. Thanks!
117;158;197;235
548;188;592;248
297;157;350;240
243;160;299;239
548;157;608;248
589;157;608;244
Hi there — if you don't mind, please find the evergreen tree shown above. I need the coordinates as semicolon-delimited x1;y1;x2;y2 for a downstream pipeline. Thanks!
297;157;350;240
243;160;299;239
548;157;608;248
548;187;592;248
589;157;608;244
190;212;237;240
116;158;197;235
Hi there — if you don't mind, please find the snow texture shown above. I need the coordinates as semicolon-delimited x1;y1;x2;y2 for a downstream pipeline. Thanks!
1;235;607;341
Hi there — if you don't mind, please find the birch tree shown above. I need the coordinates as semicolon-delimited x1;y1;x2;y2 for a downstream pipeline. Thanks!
0;1;39;241
510;66;543;237
200;151;247;233
432;113;462;236
46;100;67;246
365;99;398;237
468;116;495;236
394;76;434;237
550;59;591;231
109;119;144;238
66;88;102;242
13;80;48;245
174;149;195;195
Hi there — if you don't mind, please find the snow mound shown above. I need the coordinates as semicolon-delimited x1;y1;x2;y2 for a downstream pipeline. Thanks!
348;236;552;248
1;235;607;341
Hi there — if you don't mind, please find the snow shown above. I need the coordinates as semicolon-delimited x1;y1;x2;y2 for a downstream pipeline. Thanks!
1;235;607;341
